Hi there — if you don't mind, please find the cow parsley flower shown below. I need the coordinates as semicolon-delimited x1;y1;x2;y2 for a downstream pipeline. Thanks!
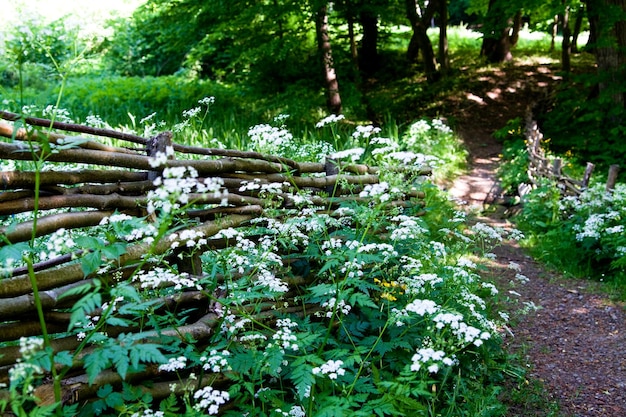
312;359;346;380
193;386;230;414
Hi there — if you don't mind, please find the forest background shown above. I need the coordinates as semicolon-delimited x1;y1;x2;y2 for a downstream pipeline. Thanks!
1;0;625;416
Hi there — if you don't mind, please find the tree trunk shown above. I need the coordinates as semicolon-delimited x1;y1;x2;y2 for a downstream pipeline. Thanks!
438;0;450;73
405;0;439;82
315;4;342;114
586;0;626;106
571;4;585;53
359;8;379;75
561;4;572;73
551;14;558;51
510;10;523;47
347;13;359;68
480;0;513;63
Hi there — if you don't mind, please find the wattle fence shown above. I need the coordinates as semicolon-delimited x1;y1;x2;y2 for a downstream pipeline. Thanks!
524;110;620;195
0;111;430;408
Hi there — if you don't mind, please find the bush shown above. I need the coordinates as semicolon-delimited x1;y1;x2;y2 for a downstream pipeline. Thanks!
515;181;626;291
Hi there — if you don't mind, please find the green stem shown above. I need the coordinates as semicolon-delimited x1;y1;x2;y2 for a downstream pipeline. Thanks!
345;308;391;397
26;165;63;414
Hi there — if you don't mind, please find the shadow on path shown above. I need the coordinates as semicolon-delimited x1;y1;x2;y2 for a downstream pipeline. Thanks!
449;63;626;417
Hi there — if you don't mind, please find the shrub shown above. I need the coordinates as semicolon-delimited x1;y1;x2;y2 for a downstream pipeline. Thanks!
515;181;626;290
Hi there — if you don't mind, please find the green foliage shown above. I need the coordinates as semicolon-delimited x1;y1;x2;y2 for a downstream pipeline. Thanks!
539;70;626;174
494;118;530;196
514;181;626;295
0;110;525;415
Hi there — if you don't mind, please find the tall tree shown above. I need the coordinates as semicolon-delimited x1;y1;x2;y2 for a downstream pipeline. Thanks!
560;2;572;72
359;5;380;74
586;0;626;105
480;0;517;62
406;0;439;82
315;3;342;114
438;0;450;73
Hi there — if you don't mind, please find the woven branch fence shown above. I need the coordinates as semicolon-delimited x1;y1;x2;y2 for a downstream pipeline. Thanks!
0;112;430;408
524;110;620;195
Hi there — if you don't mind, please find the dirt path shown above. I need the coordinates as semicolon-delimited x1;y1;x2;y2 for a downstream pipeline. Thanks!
448;62;626;417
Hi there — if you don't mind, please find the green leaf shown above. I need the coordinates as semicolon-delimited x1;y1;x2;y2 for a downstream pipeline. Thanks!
112;346;130;380
105;316;131;327
59;280;99;301
0;242;29;262
288;355;317;401
130;342;167;369
54;351;74;367
102;242;127;260
76;236;104;249
69;291;101;330
85;348;110;385
80;249;102;277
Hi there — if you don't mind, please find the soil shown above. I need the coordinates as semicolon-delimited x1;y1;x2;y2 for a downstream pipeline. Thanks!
446;60;626;417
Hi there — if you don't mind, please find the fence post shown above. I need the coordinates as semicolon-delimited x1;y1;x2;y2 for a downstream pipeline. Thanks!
147;131;174;181
582;162;595;188
324;157;339;196
552;158;562;177
606;164;620;192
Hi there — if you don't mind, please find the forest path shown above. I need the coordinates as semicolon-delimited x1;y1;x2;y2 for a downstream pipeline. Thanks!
447;61;626;417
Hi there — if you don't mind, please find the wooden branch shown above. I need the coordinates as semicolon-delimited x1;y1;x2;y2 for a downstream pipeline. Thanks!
0;142;288;175
172;143;301;172
0;210;115;244
0;214;254;298
0;120;140;155
0;110;148;145
0;169;148;188
0;279;97;321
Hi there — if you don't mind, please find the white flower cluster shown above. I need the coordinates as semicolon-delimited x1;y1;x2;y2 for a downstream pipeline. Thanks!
99;213;133;225
220;311;251;335
410;347;457;374
131;410;165;417
321;237;343;256
358;181;401;203
123;224;158;243
388;152;439;168
312;359;346;380
340;258;364;279
201;349;232;373
147;166;229;215
9;337;45;388
574;212;623;242
320;297;352;318
330;147;365;163
274;405;306;417
270;318;299;352
158;356;187;372
132;267;200;290
316;114;345;128
248;123;294;153
148;146;175;168
19;337;44;359
405;299;439;316
252;217;311;247
471;222;503;242
432;312;491;347
42;228;75;260
169;229;207;250
255;268;289;293
352;124;381;139
357;243;398;260
193;386;230;415
401;273;443;294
